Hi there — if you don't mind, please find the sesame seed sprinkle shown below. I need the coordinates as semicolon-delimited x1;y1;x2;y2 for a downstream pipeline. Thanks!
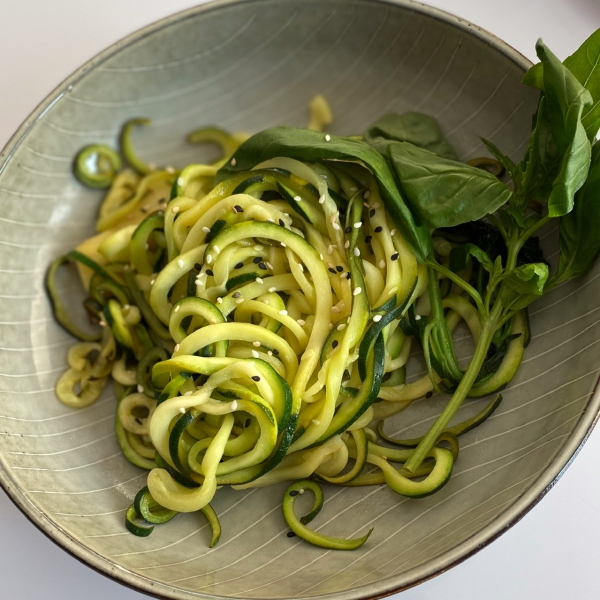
325;134;331;142
231;400;238;410
279;310;288;316
174;344;180;352
312;419;321;425
232;292;241;298
297;319;305;326
354;222;362;229
252;341;261;347
344;240;350;249
174;305;181;313
281;242;287;247
353;247;360;256
337;323;346;331
415;315;422;321
332;306;340;313
319;195;326;204
256;277;264;284
213;246;220;254
332;223;340;230
206;255;213;264
231;158;237;166
294;196;302;202
216;297;223;304
172;206;180;214
236;298;244;304
353;287;362;296
350;186;358;192
137;385;144;393
210;318;217;324
179;407;186;414
373;315;382;322
202;226;211;233
251;350;259;358
379;259;386;269
268;287;277;293
177;259;184;268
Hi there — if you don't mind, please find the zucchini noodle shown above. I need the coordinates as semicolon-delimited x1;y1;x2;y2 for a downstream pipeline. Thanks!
48;95;509;549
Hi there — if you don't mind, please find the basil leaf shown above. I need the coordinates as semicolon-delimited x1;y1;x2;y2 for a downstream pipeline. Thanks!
503;263;549;296
534;40;592;216
523;29;600;140
216;127;431;261
551;141;600;288
364;112;458;160
480;137;519;182
449;243;494;274
386;142;511;229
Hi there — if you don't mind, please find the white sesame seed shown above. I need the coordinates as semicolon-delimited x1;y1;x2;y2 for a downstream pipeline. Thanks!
299;264;304;272
319;195;326;204
210;318;217;324
327;245;333;255
344;240;350;249
389;286;398;295
254;245;264;251
415;315;422;321
325;134;331;142
312;419;321;425
231;158;237;166
184;391;193;396
299;488;305;494
332;306;340;313
177;259;184;268
174;344;180;352
216;297;223;304
174;305;181;313
231;400;238;410
337;323;346;331
354;247;360;256
268;287;277;293
373;315;382;322
297;319;306;326
99;320;106;327
379;259;386;269
253;341;261;347
137;384;144;393
267;218;275;223
266;262;274;269
150;279;155;285
294;196;302;202
281;242;287;247
364;190;370;199
350;187;358;192
353;287;362;296
202;226;211;233
279;310;288;316
320;253;324;260
332;223;340;230
354;222;362;229
179;407;186;414
172;206;180;214
213;246;220;254
236;298;245;304
268;351;273;356
206;255;213;264
256;277;264;284
251;350;259;358
390;229;396;236
177;177;184;187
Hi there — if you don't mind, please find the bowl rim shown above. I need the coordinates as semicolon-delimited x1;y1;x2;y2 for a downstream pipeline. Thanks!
1;0;599;599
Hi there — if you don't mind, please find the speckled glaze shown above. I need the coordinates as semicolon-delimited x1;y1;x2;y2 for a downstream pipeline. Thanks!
0;1;598;599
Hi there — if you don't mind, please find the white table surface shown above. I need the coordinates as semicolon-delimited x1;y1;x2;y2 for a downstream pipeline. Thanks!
1;1;600;598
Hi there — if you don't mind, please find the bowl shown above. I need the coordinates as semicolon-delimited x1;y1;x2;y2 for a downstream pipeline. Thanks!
1;0;599;598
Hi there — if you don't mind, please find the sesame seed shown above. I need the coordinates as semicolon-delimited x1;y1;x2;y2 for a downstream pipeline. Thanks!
251;350;259;358
350;186;358;192
259;263;267;270
365;235;372;244
206;255;213;264
299;488;305;494
333;223;340;230
255;277;264;284
320;253;324;260
236;298;245;304
216;297;223;304
345;272;351;279
174;344;180;352
364;190;370;199
202;226;211;233
210;318;217;324
369;209;376;218
354;247;360;256
379;259;386;269
231;158;237;166
327;245;334;254
319;195;326;204
232;207;238;214
231;400;238;410
354;222;362;229
177;177;184;186
194;263;202;270
415;315;422;321
172;206;180;214
177;259;184;268
137;384;144;393
279;219;285;227
184;391;193;396
235;262;244;269
254;245;264;251
332;340;339;349
325;134;331;142
179;407;186;414
232;292;241;298
213;246;220;254
389;286;398;294
353;287;362;296
268;350;273;356
299;264;304;272
267;219;275;223
294;196;302;202
279;309;288;316
373;315;382;322
390;229;396;236
336;265;343;272
281;242;287;247
312;419;321;425
345;226;352;234
206;269;214;276
266;262;274;270
150;279;155;286
235;205;243;213
374;226;383;233
268;287;277;293
391;253;399;261
253;341;261;347
174;305;181;313
344;240;350;249
195;279;205;287
297;319;305;326
332;306;340;313
328;267;336;274
252;376;261;382
337;323;346;331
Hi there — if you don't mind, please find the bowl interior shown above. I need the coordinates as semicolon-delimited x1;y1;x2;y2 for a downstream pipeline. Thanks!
1;1;599;599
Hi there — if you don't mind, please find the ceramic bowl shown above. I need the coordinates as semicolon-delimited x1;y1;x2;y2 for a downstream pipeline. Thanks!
1;1;598;598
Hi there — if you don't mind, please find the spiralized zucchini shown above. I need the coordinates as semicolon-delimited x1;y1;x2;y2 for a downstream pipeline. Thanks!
48;96;502;549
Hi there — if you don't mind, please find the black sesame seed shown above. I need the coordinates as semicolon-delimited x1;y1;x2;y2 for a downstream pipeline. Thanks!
375;226;383;233
391;253;399;261
235;262;244;269
345;272;351;279
336;265;343;272
259;263;267;270
232;292;241;298
279;219;285;227
365;235;372;244
135;418;143;425
194;263;202;271
245;419;251;427
272;348;280;356
328;268;337;274
289;490;299;497
425;391;433;399
332;340;339;349
369;208;376;218
345;226;352;234
205;269;214;277
235;205;243;213
252;376;261;382
253;256;262;264
287;531;297;538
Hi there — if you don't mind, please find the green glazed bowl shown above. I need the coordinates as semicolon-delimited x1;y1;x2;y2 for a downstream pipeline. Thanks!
1;1;598;598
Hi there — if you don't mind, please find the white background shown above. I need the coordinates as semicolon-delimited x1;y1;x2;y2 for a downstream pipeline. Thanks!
1;0;600;598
